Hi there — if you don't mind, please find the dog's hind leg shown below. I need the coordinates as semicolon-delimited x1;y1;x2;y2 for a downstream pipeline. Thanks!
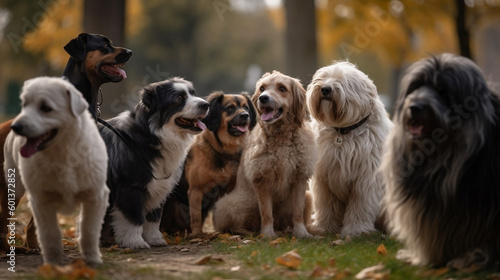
143;206;167;247
111;209;150;249
31;200;63;265
79;188;109;265
290;182;313;238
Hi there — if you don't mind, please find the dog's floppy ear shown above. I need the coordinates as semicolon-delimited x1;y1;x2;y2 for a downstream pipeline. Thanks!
291;78;306;126
203;91;225;132
242;92;257;130
64;33;89;62
140;84;158;112
66;83;88;117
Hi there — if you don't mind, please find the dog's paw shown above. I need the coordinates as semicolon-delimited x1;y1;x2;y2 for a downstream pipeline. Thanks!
118;235;151;249
143;229;167;247
261;224;277;239
340;223;376;237
293;223;313;238
83;253;103;265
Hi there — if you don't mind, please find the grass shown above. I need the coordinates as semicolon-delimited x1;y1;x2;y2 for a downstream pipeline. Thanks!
210;233;500;280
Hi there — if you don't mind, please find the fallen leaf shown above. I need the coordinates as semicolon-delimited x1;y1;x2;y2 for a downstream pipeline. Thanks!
376;244;388;256
310;264;338;278
242;239;255;244
269;237;287;247
331;239;344;246
230;265;241;271
228;235;242;242
180;248;189;252
328;258;337;267
193;255;212;265
122;248;134;254
189;238;204;243
62;239;76;246
107;245;120;252
345;235;352;243
355;264;386;279
250;251;259;257
291;236;297;243
37;258;97;280
334;269;351;280
275;249;302;269
217;233;232;240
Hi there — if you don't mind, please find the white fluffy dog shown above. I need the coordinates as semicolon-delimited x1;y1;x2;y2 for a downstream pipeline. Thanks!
307;61;393;237
4;77;109;265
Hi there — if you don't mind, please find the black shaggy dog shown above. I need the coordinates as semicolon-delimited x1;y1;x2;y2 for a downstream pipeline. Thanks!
99;78;209;249
382;53;500;269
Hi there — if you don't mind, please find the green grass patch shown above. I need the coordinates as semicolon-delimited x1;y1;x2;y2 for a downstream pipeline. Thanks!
212;233;500;280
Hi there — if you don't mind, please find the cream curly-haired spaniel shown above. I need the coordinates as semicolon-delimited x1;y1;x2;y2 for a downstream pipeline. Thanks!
307;61;393;237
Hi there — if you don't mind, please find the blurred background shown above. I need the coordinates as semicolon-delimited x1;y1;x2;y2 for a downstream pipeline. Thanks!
0;0;499;118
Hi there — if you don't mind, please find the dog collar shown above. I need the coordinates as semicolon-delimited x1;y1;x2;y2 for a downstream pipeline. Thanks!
333;114;370;134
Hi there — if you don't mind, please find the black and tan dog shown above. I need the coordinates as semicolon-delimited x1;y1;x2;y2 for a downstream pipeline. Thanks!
0;33;131;252
160;91;257;236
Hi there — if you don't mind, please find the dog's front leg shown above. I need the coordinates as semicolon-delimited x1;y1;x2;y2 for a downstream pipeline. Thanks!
254;183;275;238
187;187;205;237
31;200;63;265
341;180;380;237
79;188;109;265
143;206;167;247
290;182;312;238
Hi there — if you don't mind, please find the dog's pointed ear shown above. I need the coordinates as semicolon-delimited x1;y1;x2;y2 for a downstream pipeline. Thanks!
64;33;89;62
242;92;257;130
203;91;225;132
66;83;88;117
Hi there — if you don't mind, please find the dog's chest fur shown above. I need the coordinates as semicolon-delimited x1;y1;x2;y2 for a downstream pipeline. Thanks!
245;125;315;198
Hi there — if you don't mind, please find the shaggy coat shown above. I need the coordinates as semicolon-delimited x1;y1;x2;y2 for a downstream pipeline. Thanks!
307;61;393;237
4;77;109;265
213;71;316;238
382;53;500;268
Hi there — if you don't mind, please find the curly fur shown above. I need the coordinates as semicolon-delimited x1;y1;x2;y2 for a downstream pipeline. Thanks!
382;53;500;268
307;61;393;237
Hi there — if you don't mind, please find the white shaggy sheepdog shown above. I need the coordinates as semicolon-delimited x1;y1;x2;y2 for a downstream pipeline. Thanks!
307;61;393;237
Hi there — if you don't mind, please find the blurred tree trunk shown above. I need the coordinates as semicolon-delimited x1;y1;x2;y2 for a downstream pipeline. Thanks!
455;0;472;59
284;0;318;86
83;0;127;118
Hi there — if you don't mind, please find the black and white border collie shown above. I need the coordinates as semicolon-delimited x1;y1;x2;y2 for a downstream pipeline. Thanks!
100;77;209;249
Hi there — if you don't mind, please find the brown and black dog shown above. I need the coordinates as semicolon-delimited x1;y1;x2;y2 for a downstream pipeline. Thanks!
0;33;131;252
160;91;257;236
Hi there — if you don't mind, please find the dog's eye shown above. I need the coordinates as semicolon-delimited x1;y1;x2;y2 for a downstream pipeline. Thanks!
103;43;109;49
259;86;265;92
279;86;287;92
243;105;249;111
225;105;235;113
189;89;196;96
178;93;187;100
40;103;52;113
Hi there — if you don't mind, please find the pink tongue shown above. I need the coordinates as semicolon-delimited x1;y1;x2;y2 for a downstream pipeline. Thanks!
196;120;207;130
236;125;248;133
409;124;423;136
102;65;127;79
20;139;39;158
261;111;275;121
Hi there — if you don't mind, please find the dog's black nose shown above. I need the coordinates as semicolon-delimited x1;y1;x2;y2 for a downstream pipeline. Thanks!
11;123;23;134
259;95;269;104
199;102;209;111
321;86;332;96
239;112;249;120
117;49;133;61
409;104;424;116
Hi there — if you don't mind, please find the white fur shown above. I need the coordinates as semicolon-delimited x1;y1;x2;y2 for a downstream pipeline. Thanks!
4;77;109;265
307;62;393;237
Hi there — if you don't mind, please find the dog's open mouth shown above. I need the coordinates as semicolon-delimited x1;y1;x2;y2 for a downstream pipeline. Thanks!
20;129;58;158
260;107;283;123
175;117;207;132
100;63;127;81
228;121;249;136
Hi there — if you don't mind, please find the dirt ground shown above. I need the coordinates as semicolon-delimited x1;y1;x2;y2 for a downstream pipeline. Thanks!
1;241;239;279
0;200;237;280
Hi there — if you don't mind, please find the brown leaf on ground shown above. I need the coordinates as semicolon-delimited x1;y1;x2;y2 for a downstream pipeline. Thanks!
38;258;97;280
269;237;288;247
345;235;352;243
328;258;337;267
331;239;344;246
275;249;302;269
376;244;388;256
310;264;338;278
62;239;77;247
106;245;120;252
250;251;259;257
